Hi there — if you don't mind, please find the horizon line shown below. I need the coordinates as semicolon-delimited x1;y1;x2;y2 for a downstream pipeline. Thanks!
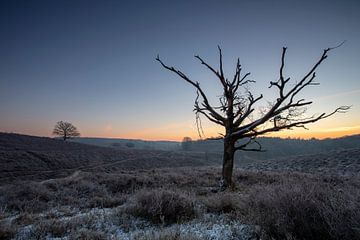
1;131;359;142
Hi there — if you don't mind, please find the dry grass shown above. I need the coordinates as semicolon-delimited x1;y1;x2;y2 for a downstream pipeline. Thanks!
132;227;198;240
0;225;16;239
69;229;106;240
1;182;51;213
201;192;242;214
126;189;196;225
241;180;360;240
2;133;360;239
0;167;359;239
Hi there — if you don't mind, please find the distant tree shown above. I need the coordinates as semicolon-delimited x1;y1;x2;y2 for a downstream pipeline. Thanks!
111;142;121;147
157;44;349;190
125;142;135;148
181;136;193;151
52;121;80;141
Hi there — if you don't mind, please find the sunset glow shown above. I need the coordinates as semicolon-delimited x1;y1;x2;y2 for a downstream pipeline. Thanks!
1;0;359;141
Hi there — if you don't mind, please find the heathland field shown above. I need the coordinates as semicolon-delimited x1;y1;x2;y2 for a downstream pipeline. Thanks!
1;133;360;239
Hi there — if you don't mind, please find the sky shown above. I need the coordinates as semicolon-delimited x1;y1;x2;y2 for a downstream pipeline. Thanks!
0;0;359;141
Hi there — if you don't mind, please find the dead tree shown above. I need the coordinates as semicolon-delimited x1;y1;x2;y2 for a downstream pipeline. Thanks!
52;121;80;141
157;44;349;190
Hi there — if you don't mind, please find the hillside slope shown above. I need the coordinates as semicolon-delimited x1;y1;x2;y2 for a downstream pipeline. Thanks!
0;133;217;183
72;135;360;163
240;148;360;176
1;133;360;184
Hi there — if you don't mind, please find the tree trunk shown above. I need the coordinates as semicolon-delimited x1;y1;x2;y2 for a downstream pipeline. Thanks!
221;137;235;190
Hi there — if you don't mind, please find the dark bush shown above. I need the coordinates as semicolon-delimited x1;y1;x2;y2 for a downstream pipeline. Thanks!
70;229;106;240
0;182;51;213
0;225;16;239
88;195;126;208
244;181;360;240
125;142;135;148
46;220;68;237
126;189;195;224
202;192;240;213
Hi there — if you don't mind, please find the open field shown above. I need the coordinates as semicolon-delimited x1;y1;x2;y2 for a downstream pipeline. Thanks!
2;133;359;183
1;167;360;239
0;133;221;184
1;133;360;239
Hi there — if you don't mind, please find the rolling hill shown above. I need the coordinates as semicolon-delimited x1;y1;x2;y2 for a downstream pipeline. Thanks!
1;132;360;184
71;134;360;161
1;133;360;239
0;133;218;183
241;147;360;176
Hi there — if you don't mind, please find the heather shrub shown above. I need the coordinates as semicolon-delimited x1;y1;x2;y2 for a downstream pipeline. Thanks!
88;195;127;208
0;225;16;239
133;227;198;240
69;229;106;240
46;177;110;208
13;212;34;225
0;204;7;219
112;211;143;232
244;181;360;240
0;182;51;213
126;189;196;224
29;219;69;239
98;174;140;193
61;178;107;198
202;192;241;213
45;221;68;237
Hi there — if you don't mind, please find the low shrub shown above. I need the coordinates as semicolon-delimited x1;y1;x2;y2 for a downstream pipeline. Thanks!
0;182;51;213
244;181;360;240
88;195;127;208
202;192;241;214
133;227;198;240
126;189;196;224
69;229;106;240
30;219;68;239
0;225;16;239
13;212;35;225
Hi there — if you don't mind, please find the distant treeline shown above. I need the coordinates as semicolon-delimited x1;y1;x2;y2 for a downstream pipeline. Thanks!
71;137;180;151
192;135;360;161
72;135;360;161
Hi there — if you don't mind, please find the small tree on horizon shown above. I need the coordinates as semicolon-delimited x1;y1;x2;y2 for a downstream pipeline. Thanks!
157;44;349;190
52;121;80;141
181;136;193;151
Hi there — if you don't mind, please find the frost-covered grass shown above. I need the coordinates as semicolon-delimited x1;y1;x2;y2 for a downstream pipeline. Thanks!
3;207;257;240
1;167;360;239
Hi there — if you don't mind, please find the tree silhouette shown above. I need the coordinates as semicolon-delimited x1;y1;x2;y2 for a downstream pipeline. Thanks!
157;45;349;190
181;136;193;151
52;121;80;141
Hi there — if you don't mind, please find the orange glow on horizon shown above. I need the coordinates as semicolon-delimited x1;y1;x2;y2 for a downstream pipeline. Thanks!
85;128;360;141
269;129;360;140
3;123;359;142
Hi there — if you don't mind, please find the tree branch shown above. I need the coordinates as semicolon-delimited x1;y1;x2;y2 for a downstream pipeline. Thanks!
232;45;345;139
242;106;350;138
233;93;263;127
235;137;265;152
157;55;225;124
194;50;227;89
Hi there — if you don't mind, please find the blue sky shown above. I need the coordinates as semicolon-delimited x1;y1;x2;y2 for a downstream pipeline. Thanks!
0;0;359;140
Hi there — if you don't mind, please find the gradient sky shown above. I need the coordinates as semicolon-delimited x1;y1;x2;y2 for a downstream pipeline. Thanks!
1;0;359;141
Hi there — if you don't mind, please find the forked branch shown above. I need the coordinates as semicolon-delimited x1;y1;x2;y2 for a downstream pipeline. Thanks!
157;44;349;154
232;43;349;139
156;55;225;124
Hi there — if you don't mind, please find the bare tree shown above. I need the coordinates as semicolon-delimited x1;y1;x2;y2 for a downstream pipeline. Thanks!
181;136;193;151
52;121;80;141
157;44;349;190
